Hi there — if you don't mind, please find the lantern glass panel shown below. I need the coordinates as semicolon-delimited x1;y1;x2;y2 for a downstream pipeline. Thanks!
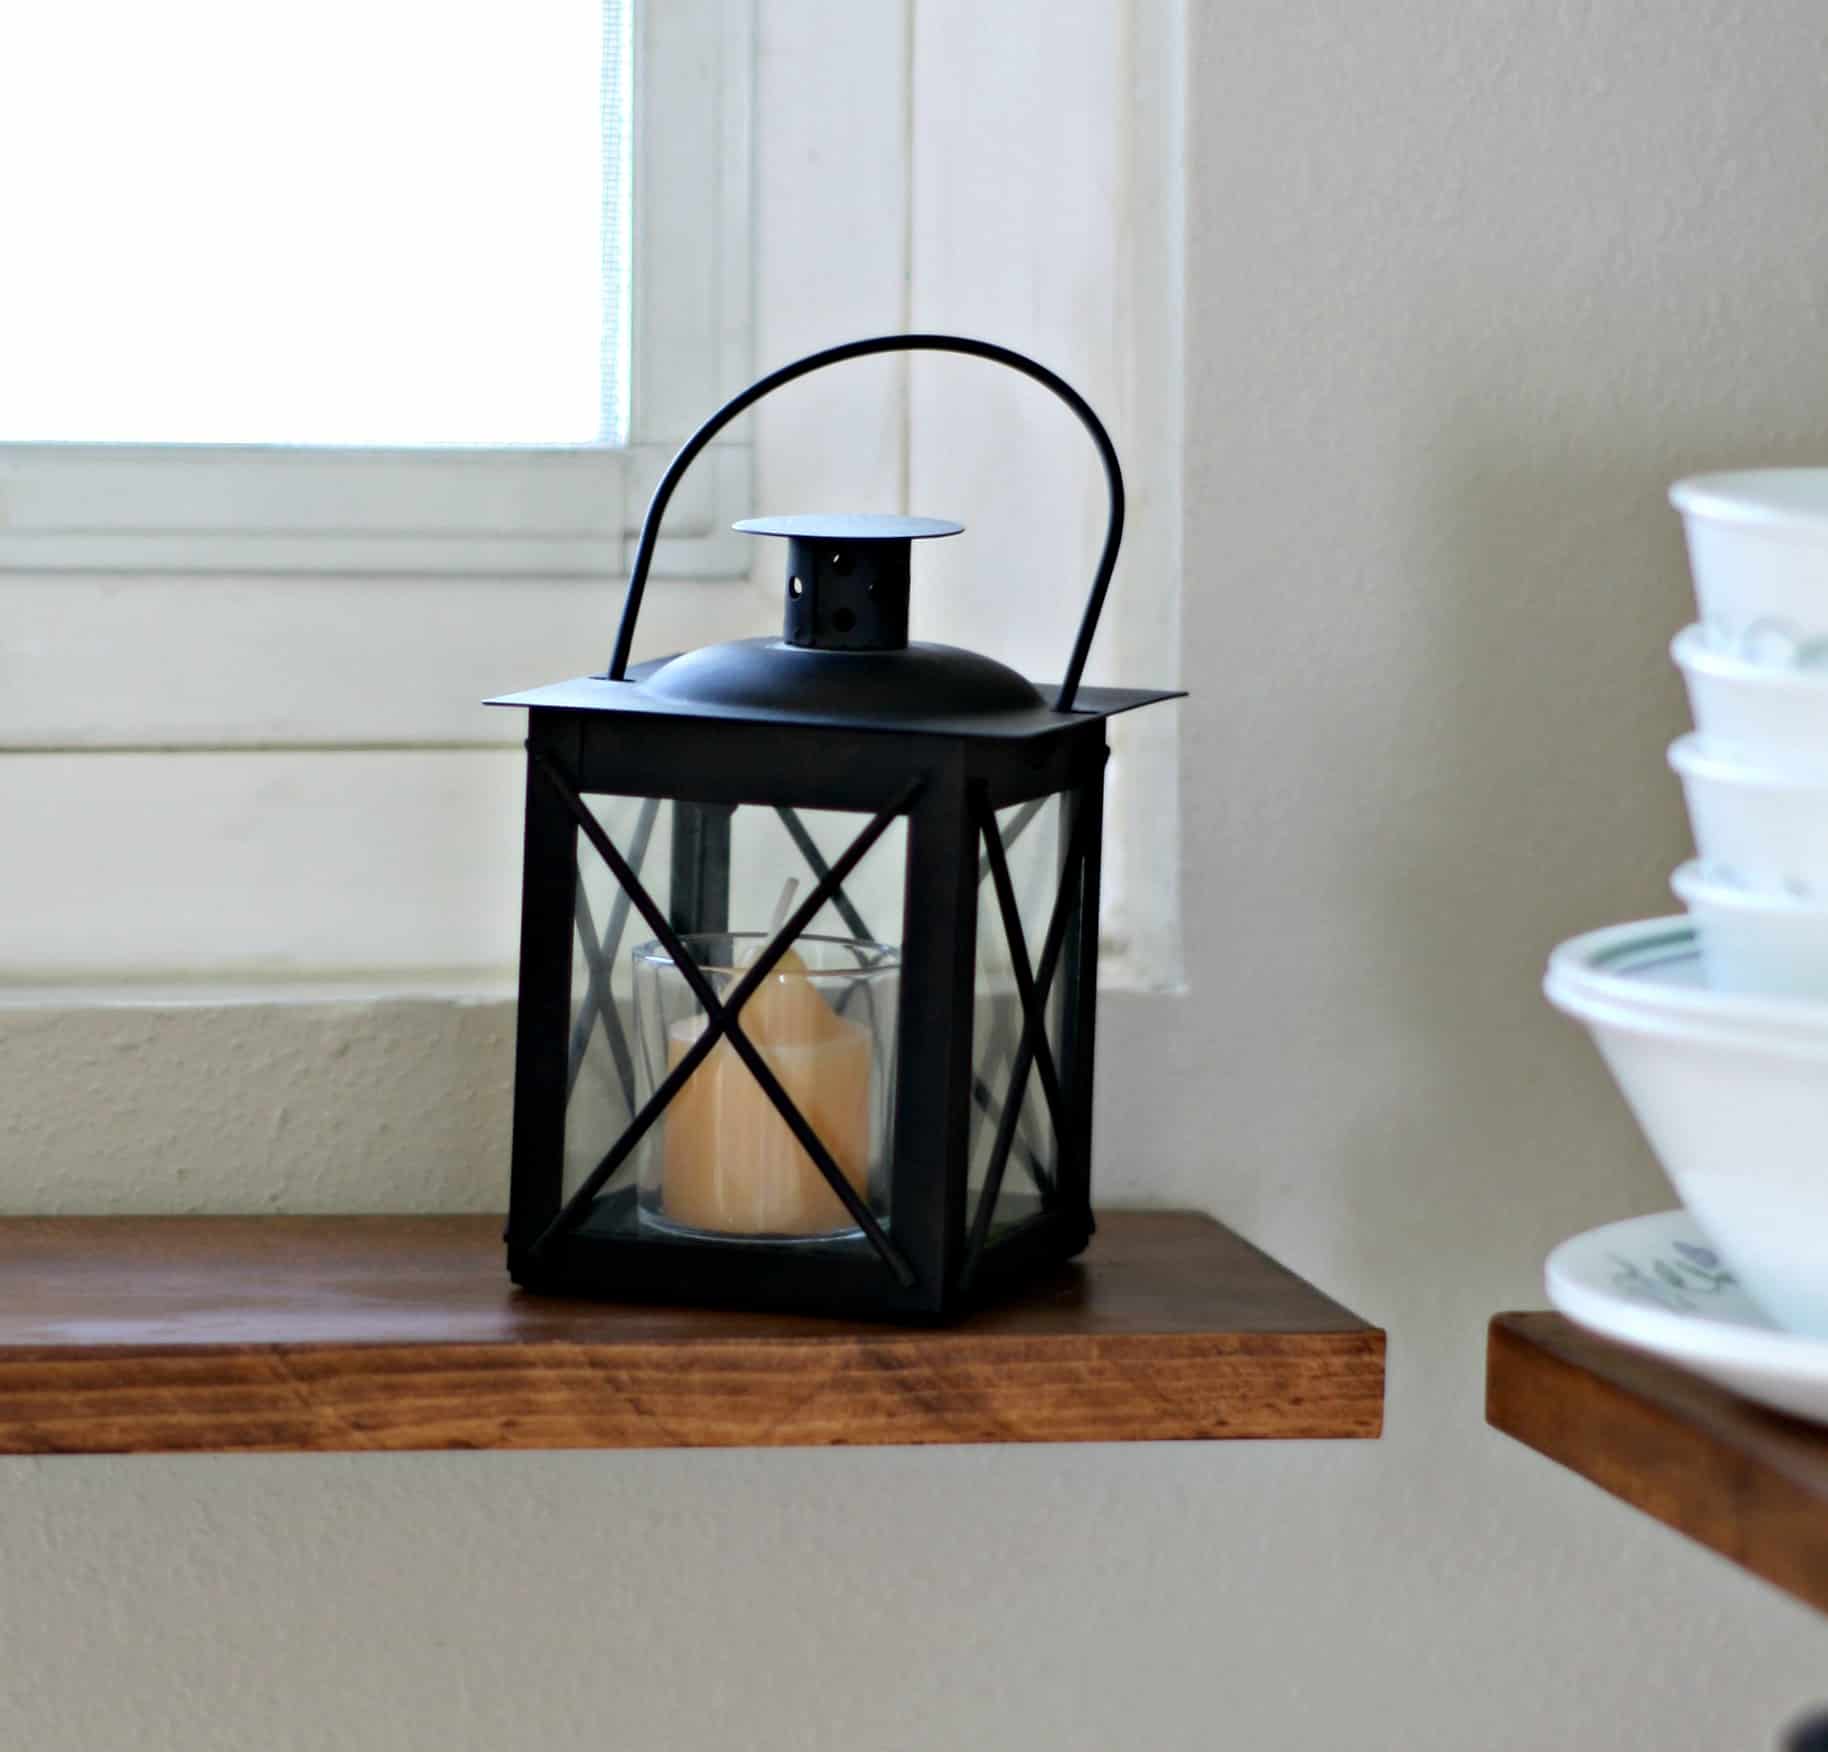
560;792;908;1242
563;792;669;1213
968;792;1072;1241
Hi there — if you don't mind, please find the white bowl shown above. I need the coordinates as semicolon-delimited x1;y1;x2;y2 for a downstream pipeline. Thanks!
1546;916;1828;1336
1668;732;1828;898
1671;860;1828;998
1671;624;1828;770
1672;470;1828;663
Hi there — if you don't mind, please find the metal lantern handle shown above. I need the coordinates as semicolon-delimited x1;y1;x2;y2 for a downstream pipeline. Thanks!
606;333;1125;715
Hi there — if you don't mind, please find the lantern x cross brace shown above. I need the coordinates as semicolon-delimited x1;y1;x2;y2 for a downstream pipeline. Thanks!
529;752;923;1287
773;799;1059;1202
962;777;1098;1286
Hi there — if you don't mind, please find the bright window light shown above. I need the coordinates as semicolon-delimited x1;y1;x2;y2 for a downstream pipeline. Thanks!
0;0;630;447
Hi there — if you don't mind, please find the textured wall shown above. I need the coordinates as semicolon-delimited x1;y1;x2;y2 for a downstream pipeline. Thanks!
0;997;513;1215
8;2;1828;1748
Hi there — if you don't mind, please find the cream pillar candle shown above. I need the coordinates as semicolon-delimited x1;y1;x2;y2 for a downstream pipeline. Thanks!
661;887;874;1235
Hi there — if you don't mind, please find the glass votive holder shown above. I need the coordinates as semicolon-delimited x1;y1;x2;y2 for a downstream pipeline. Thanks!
631;933;899;1240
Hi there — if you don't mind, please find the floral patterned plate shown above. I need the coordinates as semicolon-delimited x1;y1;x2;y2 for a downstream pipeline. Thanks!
1545;1209;1828;1426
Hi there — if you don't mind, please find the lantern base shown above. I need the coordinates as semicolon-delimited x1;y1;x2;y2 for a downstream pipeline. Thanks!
509;1186;1092;1324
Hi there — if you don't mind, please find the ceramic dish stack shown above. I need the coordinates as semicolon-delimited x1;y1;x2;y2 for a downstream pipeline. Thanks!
1667;471;1828;998
1545;470;1828;1423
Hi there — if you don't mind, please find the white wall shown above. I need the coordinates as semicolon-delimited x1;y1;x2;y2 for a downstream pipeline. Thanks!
5;3;1828;1748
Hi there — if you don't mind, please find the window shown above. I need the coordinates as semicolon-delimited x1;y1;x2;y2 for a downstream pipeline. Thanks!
0;0;1185;996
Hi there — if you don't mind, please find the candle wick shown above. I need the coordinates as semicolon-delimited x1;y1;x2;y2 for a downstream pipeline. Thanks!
768;877;800;941
733;877;803;975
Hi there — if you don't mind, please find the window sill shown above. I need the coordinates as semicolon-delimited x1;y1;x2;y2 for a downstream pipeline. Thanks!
0;973;518;1014
0;949;1171;1015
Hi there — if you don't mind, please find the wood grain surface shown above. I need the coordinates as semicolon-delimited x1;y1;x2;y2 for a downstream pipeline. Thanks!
1488;1312;1828;1615
0;1212;1383;1453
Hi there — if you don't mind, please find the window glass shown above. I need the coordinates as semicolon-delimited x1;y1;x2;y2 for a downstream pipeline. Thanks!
0;0;630;446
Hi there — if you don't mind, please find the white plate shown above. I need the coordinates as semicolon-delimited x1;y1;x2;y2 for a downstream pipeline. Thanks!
1545;1209;1828;1425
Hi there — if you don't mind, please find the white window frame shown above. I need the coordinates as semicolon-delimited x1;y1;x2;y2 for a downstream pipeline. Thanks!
0;0;754;584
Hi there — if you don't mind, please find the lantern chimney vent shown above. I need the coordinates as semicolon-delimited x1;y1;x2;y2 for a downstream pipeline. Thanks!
734;514;963;654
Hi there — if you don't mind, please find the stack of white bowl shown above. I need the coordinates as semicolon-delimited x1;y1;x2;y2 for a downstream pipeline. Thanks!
1547;470;1828;1338
1668;471;1828;998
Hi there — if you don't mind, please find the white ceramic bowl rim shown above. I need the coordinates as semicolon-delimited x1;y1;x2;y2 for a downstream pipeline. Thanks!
1667;730;1828;789
1546;969;1828;1060
1670;860;1828;916
1671;469;1828;536
1544;916;1828;1051
1670;624;1828;693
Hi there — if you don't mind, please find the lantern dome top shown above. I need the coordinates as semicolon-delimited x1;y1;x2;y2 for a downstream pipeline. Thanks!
619;507;1034;720
637;636;1045;720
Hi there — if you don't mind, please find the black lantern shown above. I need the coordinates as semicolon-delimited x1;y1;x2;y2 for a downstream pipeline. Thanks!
492;335;1178;1320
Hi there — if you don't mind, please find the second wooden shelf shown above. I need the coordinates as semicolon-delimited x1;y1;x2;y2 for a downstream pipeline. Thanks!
1488;1311;1828;1615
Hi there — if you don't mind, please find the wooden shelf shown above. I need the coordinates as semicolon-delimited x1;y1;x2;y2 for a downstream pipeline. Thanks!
1488;1312;1828;1615
0;1211;1382;1454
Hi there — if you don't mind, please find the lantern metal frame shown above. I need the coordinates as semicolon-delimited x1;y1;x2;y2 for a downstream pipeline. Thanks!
493;335;1179;1320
